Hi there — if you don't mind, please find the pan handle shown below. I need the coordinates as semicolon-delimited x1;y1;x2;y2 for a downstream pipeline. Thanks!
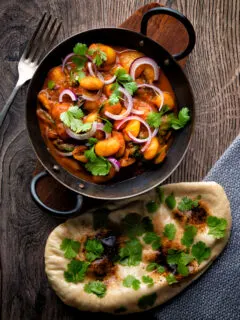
30;171;83;216
140;7;196;61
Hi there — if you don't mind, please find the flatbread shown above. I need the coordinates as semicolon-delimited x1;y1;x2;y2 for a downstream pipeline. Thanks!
45;182;231;314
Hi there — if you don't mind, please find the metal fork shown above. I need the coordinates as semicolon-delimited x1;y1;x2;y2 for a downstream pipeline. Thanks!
0;13;62;127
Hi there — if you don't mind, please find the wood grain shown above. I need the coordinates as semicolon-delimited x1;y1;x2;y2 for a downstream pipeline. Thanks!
0;1;239;319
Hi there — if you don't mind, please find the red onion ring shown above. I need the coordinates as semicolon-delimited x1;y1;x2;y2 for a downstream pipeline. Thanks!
108;157;120;172
66;121;97;140
54;150;73;157
131;108;144;115
105;87;133;120
152;128;159;138
62;53;75;72
103;74;116;85
81;90;101;102
87;62;96;77
87;62;116;84
96;122;111;139
137;84;164;111
59;89;77;102
130;57;159;81
116;115;152;152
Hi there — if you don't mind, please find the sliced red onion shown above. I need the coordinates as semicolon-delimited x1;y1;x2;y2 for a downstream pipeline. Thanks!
108;157;120;172
105;87;133;120
104;75;116;85
87;62;116;84
62;53;75;72
152;128;159;138
87;62;96;77
66;121;97;140
131;108;144;115
137;84;164;111
54;150;73;157
59;89;77;103
81;90;101;101
130;57;159;81
96;122;111;139
116;115;152;152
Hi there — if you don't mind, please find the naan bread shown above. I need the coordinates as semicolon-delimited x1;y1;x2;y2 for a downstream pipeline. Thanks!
45;182;231;314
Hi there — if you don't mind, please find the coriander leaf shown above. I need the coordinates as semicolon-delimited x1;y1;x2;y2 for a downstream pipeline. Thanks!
60;238;81;259
119;238;142;266
84;146;97;162
115;68;132;82
177;253;194;276
68;106;84;118
207;216;227;239
70;118;92;133
122;213;153;238
123;275;140;291
93;50;107;67
170;107;190;130
146;200;159;213
123;81;138;95
103;120;112;133
60;106;91;133
48;80;55;90
71;55;87;68
156;186;164;203
142;275;154;287
85;239;104;262
165;193;176;210
85;156;111;176
109;89;121;105
163;223;177;240
192;241;211;264
181;225;198;247
146;112;161;128
114;68;137;95
75;70;86;81
111;82;119;91
166;274;178;285
146;262;158;271
157;265;165;273
138;293;157;310
143;232;161;250
88;137;98;146
64;260;89;283
178;197;199;212
84;281;106;298
73;43;88;55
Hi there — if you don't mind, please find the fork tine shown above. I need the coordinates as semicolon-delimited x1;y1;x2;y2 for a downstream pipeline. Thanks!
21;12;47;60
28;15;52;62
34;18;59;64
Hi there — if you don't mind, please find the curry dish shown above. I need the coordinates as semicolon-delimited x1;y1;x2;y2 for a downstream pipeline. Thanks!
37;43;190;183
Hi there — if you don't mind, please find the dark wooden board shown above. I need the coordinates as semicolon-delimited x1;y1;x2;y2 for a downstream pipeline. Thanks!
33;1;190;212
0;0;239;319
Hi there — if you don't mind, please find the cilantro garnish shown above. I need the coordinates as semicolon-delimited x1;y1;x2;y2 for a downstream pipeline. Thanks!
138;293;157;310
142;275;154;287
170;107;190;130
178;197;199;212
122;213;153;238
146;200;159;213
146;105;170;128
181;225;198;248
207;216;227;239
165;193;176;210
163;223;177;240
146;262;165;273
60;238;81;259
88;137;98;146
143;232;161;250
122;275;140;290
98;116;113;133
85;239;104;262
167;249;194;276
60;106;92;133
84;146;111;176
64;260;90;283
84;281;106;298
119;238;142;266
166;274;178;285
109;89;121;105
157;265;165;273
88;47;107;67
48;80;55;90
192;241;211;264
156;186;164;203
73;43;88;56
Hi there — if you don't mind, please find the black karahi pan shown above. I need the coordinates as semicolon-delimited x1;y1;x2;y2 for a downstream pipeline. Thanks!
26;7;196;215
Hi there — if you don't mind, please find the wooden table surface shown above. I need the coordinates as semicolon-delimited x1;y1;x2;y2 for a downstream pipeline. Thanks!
0;0;239;319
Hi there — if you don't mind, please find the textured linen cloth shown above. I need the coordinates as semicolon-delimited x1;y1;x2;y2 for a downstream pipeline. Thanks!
103;136;240;320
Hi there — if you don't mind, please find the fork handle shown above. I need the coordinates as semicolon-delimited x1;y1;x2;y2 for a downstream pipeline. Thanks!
0;81;22;128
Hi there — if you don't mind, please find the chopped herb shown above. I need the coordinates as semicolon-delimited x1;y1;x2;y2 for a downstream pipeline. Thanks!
85;239;104;262
181;225;198;247
170;107;190;130
71;55;87;68
88;47;107;67
84;146;111;176
143;232;161;250
167;249;194;276
157;265;165;273
163;223;177;240
156;186;164;203
88;137;98;146
146;200;159;213
165;193;176;210
114;68;138;95
122;213;153;238
146;262;158;271
64;260;89;283
97;117;113;133
207;216;227;239
109;89;121;105
60;106;92;134
166;274;178;285
138;293;157;310
192;241;211;264
123;275;140;290
114;306;127;313
84;281;106;298
48;80;55;90
142;275;154;287
178;197;199;212
73;43;88;56
74;70;86;81
146;105;170;128
119;238;142;266
60;238;81;259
